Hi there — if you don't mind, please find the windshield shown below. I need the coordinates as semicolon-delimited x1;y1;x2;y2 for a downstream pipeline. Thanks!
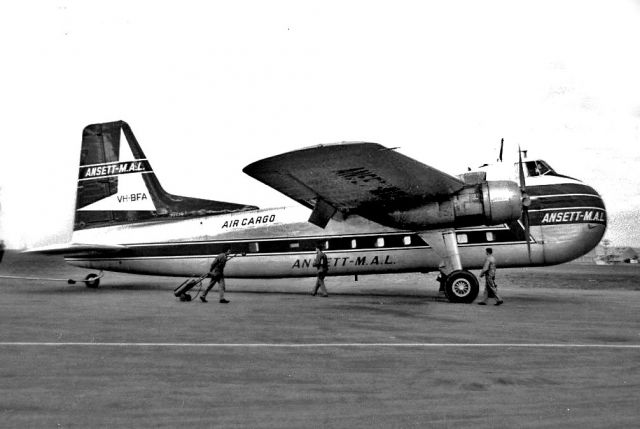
524;160;556;177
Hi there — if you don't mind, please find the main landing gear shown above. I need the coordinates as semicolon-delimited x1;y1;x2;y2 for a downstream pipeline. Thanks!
438;270;479;303
421;230;480;304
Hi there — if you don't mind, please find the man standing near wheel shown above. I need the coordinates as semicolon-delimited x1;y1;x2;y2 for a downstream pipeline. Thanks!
477;248;503;306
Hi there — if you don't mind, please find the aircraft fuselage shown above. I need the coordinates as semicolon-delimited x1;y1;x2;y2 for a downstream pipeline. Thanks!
66;175;606;279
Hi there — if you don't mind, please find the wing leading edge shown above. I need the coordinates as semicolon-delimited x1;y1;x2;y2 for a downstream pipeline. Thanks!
243;142;465;227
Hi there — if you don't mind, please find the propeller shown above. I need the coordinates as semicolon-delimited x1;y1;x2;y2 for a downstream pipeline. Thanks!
518;146;532;260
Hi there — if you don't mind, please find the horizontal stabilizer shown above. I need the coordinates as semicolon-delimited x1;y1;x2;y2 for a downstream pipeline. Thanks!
24;243;126;255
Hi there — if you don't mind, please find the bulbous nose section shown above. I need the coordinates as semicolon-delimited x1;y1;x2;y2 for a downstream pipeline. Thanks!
538;185;607;265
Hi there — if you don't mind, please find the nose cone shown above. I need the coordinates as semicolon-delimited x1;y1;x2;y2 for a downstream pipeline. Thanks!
539;185;607;264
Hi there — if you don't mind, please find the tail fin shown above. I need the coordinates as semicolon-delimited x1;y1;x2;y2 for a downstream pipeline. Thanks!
75;121;257;230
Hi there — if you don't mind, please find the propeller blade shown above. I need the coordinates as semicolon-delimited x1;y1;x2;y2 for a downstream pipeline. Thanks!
518;145;526;190
523;206;531;261
498;138;504;162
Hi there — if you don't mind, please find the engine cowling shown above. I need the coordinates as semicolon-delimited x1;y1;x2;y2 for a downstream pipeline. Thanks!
383;180;522;230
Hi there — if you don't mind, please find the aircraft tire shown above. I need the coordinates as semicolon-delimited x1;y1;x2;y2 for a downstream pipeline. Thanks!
84;273;101;288
444;270;479;303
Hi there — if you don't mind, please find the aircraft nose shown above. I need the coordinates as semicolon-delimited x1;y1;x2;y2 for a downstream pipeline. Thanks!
536;183;608;265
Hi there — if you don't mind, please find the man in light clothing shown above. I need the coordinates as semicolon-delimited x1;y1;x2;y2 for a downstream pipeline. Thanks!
478;248;503;306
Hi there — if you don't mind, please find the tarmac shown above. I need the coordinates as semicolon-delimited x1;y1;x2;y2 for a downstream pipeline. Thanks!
0;252;639;428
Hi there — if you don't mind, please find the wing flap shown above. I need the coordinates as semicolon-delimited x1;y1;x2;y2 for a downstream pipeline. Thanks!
244;142;465;216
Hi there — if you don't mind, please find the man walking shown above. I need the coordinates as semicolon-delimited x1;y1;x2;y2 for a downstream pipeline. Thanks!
477;247;503;305
201;245;231;304
311;243;329;297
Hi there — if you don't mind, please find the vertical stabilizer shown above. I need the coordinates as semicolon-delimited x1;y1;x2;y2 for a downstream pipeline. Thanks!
75;121;257;230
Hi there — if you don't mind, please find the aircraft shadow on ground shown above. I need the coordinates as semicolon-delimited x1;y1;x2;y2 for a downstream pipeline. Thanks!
10;281;170;294
16;281;448;300
4;273;575;304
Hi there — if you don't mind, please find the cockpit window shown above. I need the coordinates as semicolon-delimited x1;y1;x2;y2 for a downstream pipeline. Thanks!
524;160;556;177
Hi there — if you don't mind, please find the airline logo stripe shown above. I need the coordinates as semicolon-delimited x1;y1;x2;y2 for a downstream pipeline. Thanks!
530;193;602;200
530;208;606;225
526;183;599;197
529;196;605;210
78;160;152;180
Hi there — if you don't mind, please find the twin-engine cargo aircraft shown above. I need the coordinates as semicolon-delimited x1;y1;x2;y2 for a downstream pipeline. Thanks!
29;121;607;302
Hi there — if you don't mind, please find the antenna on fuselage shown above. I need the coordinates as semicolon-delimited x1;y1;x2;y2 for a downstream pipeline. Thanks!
477;138;505;169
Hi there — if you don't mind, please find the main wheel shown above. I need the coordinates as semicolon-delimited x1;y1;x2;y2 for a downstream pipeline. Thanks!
444;270;479;303
84;273;101;288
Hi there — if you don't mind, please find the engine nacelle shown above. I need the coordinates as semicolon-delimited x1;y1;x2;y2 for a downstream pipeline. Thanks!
384;180;522;230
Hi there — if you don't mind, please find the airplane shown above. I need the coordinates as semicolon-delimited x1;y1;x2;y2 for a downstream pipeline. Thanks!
27;121;607;303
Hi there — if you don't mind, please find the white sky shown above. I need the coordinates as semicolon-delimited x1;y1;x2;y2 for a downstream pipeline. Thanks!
1;0;639;248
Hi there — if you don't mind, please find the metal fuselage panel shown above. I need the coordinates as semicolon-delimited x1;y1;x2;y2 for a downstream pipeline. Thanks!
65;175;606;278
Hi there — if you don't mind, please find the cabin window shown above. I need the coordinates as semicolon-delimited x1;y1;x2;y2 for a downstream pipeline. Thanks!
351;239;357;249
324;240;330;250
289;242;300;249
249;242;260;253
375;237;385;248
486;232;495;242
456;234;468;244
403;236;412;246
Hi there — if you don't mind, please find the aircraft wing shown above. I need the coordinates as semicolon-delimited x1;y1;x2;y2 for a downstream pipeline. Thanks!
243;142;465;227
24;243;126;255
